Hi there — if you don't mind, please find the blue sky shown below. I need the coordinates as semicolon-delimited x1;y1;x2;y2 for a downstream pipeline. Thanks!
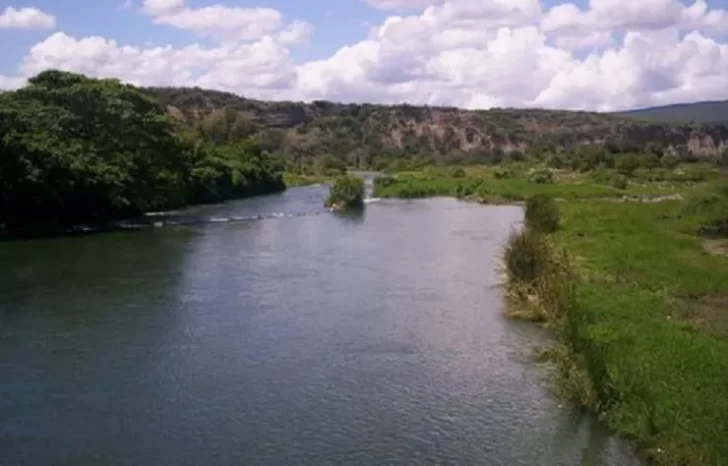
11;0;719;71
2;0;728;110
0;0;384;71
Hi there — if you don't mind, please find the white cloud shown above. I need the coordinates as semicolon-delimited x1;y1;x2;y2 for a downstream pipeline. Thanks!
0;75;25;90
363;0;443;11
2;0;728;112
535;29;728;110
542;0;728;49
277;20;314;45
0;6;55;29
18;32;298;97
139;1;310;44
141;0;184;16
153;6;283;41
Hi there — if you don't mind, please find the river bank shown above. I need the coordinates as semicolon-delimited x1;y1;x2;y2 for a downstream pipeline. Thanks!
507;192;728;465
376;165;728;465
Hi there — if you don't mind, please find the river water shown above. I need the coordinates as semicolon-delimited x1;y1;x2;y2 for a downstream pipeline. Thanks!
0;185;642;465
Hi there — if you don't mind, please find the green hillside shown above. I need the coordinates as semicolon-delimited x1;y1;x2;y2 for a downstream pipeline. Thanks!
616;100;728;123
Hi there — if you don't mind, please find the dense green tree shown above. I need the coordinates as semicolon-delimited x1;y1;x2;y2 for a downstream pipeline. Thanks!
325;176;365;210
0;70;284;235
0;71;188;230
661;153;681;169
615;154;642;176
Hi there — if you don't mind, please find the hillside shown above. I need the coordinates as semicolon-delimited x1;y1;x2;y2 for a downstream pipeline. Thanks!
616;100;728;124
144;87;728;171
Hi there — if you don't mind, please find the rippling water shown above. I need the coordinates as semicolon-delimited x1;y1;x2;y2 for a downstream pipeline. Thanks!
0;185;642;465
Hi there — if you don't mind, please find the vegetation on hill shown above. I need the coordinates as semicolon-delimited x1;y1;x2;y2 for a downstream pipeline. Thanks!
325;176;365;210
0;71;284;236
616;100;728;123
143;87;728;174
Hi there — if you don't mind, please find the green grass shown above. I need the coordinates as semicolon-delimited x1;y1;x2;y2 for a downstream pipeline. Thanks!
553;199;728;465
498;182;728;465
373;165;688;202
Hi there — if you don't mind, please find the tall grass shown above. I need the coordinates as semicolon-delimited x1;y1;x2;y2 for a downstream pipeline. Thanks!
504;193;728;465
525;194;560;232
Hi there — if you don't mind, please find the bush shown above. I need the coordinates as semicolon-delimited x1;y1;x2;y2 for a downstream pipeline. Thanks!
374;175;397;189
661;153;681;169
528;169;554;184
450;167;467;178
525;194;560;233
504;228;554;286
610;174;628;190
325;176;365;210
547;153;566;169
684;182;728;236
494;167;515;179
615;154;641;176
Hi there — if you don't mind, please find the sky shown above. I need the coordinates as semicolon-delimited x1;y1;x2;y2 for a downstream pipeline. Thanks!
1;0;728;111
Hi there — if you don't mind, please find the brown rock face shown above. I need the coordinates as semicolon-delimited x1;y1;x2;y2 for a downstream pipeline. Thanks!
145;87;728;160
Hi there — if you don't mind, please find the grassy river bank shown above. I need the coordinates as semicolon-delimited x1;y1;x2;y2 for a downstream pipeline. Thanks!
373;164;728;465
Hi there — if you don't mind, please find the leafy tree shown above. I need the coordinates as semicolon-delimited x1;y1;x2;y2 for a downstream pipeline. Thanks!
0;70;188;230
615;154;641;176
0;70;285;235
325;176;365;210
661;153;681;169
640;153;661;169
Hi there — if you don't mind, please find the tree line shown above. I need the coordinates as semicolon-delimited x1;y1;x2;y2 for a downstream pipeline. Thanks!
0;70;285;235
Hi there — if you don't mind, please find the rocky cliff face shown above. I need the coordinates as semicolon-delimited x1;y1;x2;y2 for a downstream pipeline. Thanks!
145;87;728;160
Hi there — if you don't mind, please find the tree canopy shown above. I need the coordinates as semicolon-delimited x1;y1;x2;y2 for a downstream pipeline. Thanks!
0;70;284;235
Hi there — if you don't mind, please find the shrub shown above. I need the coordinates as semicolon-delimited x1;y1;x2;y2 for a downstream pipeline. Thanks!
503;228;553;286
374;175;397;189
451;167;467;178
591;170;627;189
325;176;365;210
547;153;566;169
684;182;728;236
525;194;560;233
610;174;628;190
661;153;681;169
615;154;641;176
494;167;515;179
528;169;554;184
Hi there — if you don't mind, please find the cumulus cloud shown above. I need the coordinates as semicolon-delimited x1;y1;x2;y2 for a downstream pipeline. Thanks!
141;0;184;16
152;6;284;41
541;0;728;49
18;32;299;98
0;6;55;29
0;75;25;90
277;20;314;46
2;0;728;112
363;0;443;11
139;0;312;43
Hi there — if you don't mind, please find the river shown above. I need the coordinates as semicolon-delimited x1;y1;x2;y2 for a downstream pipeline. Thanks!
0;185;642;465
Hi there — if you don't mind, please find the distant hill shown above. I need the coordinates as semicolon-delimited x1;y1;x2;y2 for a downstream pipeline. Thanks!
615;100;728;123
143;87;728;169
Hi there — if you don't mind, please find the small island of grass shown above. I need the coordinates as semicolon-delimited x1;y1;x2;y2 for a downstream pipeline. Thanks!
325;176;365;211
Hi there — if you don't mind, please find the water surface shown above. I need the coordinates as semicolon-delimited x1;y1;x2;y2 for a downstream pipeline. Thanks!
0;186;642;465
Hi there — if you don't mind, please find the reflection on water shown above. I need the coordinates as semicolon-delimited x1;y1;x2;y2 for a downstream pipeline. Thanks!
0;186;643;465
